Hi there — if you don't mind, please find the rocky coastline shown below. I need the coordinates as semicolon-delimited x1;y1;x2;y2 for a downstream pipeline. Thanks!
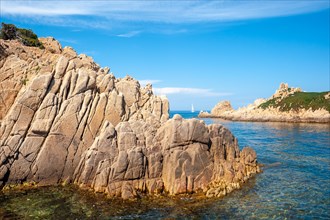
199;83;330;123
0;37;260;199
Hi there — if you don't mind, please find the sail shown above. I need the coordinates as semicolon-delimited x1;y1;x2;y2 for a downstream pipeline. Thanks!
191;104;195;113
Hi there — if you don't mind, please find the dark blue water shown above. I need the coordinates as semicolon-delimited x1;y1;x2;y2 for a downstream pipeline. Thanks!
1;111;329;219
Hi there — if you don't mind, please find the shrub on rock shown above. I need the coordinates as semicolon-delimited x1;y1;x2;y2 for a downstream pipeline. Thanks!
0;23;44;49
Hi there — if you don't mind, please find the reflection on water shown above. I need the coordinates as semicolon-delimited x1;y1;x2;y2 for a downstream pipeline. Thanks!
0;112;329;219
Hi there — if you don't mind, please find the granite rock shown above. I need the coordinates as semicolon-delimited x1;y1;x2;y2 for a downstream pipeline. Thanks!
199;83;330;123
0;38;259;199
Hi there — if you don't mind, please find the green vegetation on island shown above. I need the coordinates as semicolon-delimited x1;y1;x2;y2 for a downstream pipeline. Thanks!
0;23;44;49
259;91;330;112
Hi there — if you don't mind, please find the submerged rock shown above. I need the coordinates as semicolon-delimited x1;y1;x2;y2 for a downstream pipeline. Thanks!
0;37;259;199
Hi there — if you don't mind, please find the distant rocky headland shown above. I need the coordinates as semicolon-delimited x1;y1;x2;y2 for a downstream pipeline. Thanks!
199;83;330;123
0;24;260;199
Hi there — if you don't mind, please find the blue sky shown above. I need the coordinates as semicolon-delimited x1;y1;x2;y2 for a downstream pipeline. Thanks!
1;1;329;110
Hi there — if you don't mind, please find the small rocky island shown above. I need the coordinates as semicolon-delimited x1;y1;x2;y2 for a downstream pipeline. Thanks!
0;24;260;199
199;83;330;123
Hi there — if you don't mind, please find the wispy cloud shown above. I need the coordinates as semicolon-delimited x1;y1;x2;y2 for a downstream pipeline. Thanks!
138;81;232;97
116;31;141;38
153;87;232;97
2;4;85;16
139;79;161;87
2;1;329;27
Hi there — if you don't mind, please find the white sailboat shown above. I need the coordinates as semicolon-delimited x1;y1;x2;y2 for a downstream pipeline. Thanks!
191;104;195;113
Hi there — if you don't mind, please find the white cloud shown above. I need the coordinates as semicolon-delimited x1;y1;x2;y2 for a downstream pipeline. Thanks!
2;1;329;25
2;4;85;16
153;87;232;97
138;79;161;87
116;31;141;38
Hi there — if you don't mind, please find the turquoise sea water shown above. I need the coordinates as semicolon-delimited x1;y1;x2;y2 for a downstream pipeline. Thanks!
1;111;329;219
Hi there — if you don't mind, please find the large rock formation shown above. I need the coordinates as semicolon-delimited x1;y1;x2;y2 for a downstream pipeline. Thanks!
0;38;259;199
74;115;259;199
211;100;233;116
199;83;330;123
271;83;302;100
